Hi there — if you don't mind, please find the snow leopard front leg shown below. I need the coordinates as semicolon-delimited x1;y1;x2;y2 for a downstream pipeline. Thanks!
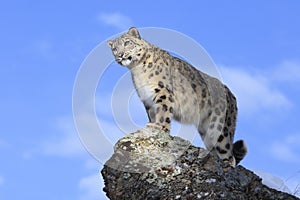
145;85;174;133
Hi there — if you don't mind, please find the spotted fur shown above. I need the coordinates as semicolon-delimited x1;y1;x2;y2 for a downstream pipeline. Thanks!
108;27;247;167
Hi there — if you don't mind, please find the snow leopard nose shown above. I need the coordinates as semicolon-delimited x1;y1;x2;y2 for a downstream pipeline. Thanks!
118;52;124;58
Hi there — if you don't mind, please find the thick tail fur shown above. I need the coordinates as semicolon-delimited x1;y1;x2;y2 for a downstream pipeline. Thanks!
233;140;248;165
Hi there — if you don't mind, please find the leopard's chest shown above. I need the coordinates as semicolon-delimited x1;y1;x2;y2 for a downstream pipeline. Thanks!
131;67;157;107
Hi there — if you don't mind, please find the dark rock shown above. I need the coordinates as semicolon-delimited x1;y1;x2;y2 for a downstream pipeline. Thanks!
101;124;299;200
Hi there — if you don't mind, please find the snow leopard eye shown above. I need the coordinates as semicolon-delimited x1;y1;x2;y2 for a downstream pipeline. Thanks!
124;40;130;46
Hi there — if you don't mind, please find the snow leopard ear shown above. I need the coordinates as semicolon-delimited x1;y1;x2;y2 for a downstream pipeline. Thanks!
107;40;113;48
128;27;141;39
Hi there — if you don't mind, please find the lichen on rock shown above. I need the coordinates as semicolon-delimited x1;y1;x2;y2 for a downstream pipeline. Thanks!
101;126;299;200
106;124;194;179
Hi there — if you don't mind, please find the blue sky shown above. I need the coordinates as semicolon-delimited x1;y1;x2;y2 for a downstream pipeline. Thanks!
1;1;300;199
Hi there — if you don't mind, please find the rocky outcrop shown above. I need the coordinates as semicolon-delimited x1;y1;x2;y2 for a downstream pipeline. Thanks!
101;124;299;200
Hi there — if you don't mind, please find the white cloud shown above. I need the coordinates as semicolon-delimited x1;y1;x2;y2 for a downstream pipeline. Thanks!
270;134;300;163
36;116;108;199
72;113;116;164
42;117;86;157
21;117;87;159
97;12;133;30
79;173;106;200
219;66;292;116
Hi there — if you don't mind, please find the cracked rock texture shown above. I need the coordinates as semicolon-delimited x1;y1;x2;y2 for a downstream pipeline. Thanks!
101;125;299;200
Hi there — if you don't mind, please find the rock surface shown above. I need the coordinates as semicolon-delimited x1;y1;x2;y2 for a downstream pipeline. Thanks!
101;124;299;200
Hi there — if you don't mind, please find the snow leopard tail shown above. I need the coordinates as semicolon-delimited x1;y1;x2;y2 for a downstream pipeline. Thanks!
233;140;248;165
